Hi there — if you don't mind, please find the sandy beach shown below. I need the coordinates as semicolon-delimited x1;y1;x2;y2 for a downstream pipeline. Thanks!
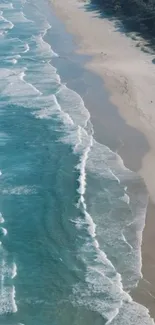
50;0;155;320
50;0;155;202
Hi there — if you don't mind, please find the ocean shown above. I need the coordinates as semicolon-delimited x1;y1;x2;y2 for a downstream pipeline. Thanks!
0;0;154;324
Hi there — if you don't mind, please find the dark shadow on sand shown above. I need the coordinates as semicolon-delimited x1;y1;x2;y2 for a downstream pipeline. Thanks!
82;0;155;63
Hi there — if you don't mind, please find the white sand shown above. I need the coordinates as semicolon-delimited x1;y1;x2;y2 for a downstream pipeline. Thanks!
51;0;155;203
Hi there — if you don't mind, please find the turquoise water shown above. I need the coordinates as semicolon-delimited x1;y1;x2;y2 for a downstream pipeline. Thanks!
0;0;154;324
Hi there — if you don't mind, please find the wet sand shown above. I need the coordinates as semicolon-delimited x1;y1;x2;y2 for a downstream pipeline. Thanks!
49;0;155;320
132;199;155;318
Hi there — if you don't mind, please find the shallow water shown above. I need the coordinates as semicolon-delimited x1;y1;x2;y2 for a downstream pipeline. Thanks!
0;0;153;324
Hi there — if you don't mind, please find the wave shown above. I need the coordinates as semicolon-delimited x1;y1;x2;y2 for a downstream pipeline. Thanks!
56;85;90;131
109;301;154;325
6;11;33;23
10;58;18;64
121;232;133;251
69;133;151;324
52;71;145;322
0;4;14;10
0;68;42;100
51;56;150;324
0;213;4;224
119;191;130;204
0;284;17;315
15;9;150;323
0;38;30;58
1;185;37;195
0;258;17;315
23;43;29;53
30;34;58;59
0;227;7;236
0;10;14;32
12;262;17;279
19;70;42;94
22;61;61;97
70;130;131;322
0;220;17;315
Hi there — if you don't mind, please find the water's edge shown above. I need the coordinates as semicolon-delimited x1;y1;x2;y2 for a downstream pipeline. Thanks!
46;0;155;321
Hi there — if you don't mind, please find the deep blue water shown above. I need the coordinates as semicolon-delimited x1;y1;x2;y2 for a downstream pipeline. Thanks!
0;0;153;324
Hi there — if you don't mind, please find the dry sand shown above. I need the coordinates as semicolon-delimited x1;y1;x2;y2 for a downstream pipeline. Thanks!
50;0;155;319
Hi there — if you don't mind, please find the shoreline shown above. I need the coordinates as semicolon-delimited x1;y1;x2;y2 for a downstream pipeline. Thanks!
49;0;155;320
132;199;155;318
50;0;155;203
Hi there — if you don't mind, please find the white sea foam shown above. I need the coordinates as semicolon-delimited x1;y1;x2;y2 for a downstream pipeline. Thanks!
0;11;14;31
12;263;17;279
15;54;21;59
0;4;14;10
27;1;52;36
0;259;17;315
5;58;18;65
56;85;90;129
0;213;4;224
70;217;86;230
19;71;42;94
53;94;74;126
9;55;21;64
76;135;93;198
1;68;42;99
24;43;29;53
0;38;28;57
32;34;58;59
31;94;57;118
120;193;130;204
0;287;17;314
32;106;55;119
12;58;18;64
0;227;7;236
2;185;37;195
12;286;17;313
121;233;133;251
109;301;154;325
42;22;52;37
7;11;33;23
25;62;61;97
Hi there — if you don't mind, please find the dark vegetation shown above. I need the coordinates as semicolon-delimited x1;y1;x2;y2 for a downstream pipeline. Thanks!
85;0;155;52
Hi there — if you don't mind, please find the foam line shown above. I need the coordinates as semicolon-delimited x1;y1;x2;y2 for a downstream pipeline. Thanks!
0;227;7;236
